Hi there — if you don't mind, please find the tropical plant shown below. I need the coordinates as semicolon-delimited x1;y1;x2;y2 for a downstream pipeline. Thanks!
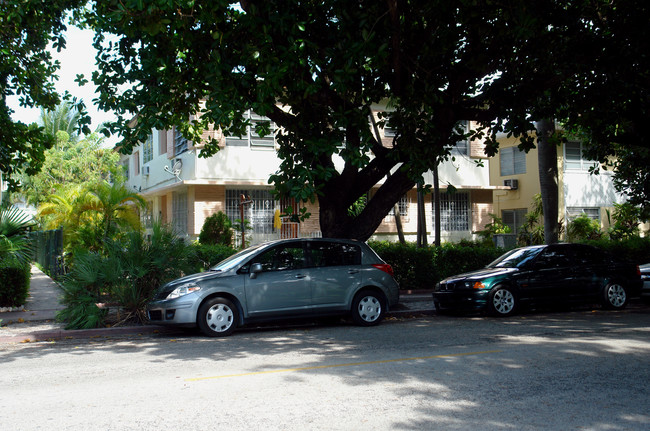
80;181;146;242
38;181;146;253
58;220;196;328
477;213;512;245
567;214;603;242
39;101;83;141
607;202;643;240
0;206;35;268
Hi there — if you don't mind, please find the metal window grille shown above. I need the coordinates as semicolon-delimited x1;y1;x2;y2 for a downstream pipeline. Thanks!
388;194;410;222
436;192;470;232
172;191;188;235
226;189;278;239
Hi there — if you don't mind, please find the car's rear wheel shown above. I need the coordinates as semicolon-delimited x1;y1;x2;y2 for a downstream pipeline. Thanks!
197;297;238;337
487;286;517;317
351;290;386;326
602;282;628;310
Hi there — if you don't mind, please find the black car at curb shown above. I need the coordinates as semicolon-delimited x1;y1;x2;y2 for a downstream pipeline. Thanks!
433;243;642;316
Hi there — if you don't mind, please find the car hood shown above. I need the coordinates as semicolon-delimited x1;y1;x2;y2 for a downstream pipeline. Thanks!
154;270;231;299
440;267;519;283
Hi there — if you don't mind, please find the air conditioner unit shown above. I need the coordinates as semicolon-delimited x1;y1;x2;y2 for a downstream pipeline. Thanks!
503;179;518;190
143;165;150;176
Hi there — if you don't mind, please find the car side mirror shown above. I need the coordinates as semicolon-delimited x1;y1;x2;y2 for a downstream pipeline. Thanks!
250;263;263;279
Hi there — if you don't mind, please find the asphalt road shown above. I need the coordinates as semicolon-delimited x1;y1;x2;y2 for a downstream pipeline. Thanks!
1;306;649;430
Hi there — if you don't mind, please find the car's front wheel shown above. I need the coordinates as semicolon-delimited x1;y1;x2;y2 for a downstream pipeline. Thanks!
197;297;238;337
602;282;628;310
487;286;517;317
351;290;386;326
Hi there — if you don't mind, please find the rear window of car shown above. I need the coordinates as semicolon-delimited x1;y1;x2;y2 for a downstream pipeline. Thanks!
310;242;361;267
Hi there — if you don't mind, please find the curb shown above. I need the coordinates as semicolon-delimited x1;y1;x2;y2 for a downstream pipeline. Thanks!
0;307;436;344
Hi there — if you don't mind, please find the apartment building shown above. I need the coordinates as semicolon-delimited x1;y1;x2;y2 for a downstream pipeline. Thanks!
490;135;627;237
120;112;498;245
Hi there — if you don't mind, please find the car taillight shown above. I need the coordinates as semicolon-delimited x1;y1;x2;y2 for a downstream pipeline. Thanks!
372;263;394;277
636;265;641;276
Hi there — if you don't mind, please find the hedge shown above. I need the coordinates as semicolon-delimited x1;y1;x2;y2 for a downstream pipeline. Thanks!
0;265;31;307
370;237;650;291
368;241;505;291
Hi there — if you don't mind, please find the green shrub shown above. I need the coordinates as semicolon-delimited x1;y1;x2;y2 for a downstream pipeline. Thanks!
584;236;650;265
369;240;505;290
191;243;238;272
0;265;30;307
199;211;233;246
567;214;603;242
369;241;436;290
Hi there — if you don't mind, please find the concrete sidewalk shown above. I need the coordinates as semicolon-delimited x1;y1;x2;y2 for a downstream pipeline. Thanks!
0;265;435;344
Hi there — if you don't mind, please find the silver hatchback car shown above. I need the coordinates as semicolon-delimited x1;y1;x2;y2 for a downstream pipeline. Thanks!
147;238;400;336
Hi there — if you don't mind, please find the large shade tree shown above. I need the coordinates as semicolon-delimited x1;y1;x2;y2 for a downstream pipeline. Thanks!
0;0;90;189
85;0;648;240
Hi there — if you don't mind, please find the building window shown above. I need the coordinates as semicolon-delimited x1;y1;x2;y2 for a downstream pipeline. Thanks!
387;194;410;222
502;209;528;236
142;134;153;164
566;207;600;221
174;128;189;155
226;189;277;235
121;160;129;180
448;120;469;155
500;146;526;176
142;200;154;229
565;141;598;171
172;191;188;236
226;111;276;148
133;151;140;176
434;192;470;232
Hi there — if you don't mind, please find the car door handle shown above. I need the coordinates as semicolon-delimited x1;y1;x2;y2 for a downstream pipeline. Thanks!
348;269;359;274
295;274;307;279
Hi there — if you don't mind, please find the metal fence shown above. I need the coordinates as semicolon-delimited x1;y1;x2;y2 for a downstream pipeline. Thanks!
29;229;64;278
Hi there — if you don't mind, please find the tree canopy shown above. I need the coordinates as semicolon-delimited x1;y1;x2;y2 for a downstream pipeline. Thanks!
0;0;90;189
82;0;650;239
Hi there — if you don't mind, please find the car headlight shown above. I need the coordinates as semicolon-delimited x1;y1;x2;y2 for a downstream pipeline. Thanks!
166;283;201;299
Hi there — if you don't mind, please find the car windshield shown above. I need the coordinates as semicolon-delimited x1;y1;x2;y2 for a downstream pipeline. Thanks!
209;243;267;272
486;246;545;269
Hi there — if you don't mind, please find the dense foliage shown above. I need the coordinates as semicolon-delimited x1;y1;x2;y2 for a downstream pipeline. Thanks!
0;0;89;189
78;0;650;241
58;222;198;328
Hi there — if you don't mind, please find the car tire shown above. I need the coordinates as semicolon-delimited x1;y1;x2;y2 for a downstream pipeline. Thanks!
197;297;238;337
351;290;386;326
601;282;628;310
487;286;517;317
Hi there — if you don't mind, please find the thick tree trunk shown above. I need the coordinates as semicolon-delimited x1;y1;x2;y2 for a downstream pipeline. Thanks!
318;170;415;241
536;119;559;244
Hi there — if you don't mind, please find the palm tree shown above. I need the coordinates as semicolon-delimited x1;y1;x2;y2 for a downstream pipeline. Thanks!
39;101;82;142
79;181;147;242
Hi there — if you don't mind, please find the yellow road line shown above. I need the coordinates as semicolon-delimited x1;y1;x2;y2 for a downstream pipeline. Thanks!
186;350;502;382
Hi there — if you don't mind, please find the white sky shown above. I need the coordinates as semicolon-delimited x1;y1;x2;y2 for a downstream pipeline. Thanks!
8;26;119;146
